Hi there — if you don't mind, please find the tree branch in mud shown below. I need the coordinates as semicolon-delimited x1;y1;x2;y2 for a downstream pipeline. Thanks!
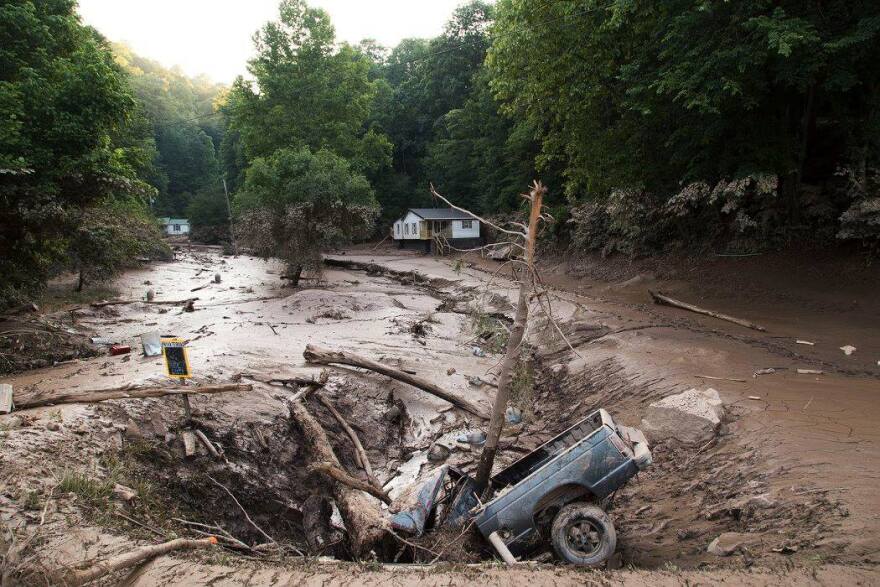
14;383;253;410
303;344;488;419
54;537;217;587
309;462;392;505
473;181;546;493
89;297;198;308
648;290;767;332
286;398;389;557
316;393;380;486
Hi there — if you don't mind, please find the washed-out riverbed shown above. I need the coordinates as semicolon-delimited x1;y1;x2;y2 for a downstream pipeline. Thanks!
1;246;878;585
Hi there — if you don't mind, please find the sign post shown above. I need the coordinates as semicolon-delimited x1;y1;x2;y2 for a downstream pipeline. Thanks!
162;338;193;423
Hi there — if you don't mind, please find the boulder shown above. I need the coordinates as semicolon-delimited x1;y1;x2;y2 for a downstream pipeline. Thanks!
707;532;753;556
641;388;724;445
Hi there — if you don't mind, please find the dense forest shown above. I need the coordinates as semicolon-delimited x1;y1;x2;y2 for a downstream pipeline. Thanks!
2;0;879;307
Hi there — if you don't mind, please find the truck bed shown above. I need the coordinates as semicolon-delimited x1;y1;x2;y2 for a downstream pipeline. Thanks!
491;410;606;489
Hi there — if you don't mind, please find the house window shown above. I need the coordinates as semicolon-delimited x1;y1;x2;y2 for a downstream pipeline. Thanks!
173;224;181;232
461;220;472;229
395;223;400;236
412;222;417;234
404;223;409;235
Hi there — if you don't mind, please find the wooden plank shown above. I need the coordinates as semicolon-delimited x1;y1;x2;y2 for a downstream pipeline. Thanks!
0;384;13;414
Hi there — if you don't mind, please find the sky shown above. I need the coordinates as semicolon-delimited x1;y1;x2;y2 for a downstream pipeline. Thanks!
77;0;468;84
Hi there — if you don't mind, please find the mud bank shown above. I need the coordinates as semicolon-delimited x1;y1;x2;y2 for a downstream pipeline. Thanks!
1;248;878;584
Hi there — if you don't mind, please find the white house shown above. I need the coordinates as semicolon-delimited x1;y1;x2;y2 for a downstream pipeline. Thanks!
158;218;190;236
392;208;482;253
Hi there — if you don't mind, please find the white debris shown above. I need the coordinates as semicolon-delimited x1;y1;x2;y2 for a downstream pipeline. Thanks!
796;340;815;346
840;345;856;356
797;369;823;375
641;388;724;445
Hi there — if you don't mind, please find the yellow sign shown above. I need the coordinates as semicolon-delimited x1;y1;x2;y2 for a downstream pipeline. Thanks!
161;338;192;379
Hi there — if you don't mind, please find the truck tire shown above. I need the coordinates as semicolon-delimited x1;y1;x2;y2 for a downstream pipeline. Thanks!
550;502;616;566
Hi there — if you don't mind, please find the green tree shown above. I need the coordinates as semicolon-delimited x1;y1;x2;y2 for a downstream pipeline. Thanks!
0;0;158;307
235;147;378;284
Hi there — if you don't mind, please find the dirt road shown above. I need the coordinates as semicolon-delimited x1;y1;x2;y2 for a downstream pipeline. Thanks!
0;246;877;584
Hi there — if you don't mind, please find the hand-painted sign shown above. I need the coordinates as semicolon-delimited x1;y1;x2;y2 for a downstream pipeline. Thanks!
161;338;191;379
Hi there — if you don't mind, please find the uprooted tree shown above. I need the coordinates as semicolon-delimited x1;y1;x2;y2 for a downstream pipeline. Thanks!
430;180;551;494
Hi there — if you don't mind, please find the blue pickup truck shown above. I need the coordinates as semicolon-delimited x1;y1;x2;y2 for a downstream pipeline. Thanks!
392;409;652;566
474;409;652;565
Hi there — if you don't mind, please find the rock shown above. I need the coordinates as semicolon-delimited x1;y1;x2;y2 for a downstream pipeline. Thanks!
384;405;402;422
113;483;137;502
446;367;456;376
146;288;155;301
427;444;450;462
505;406;523;424
707;532;751;556
45;421;61;431
214;273;222;284
472;347;486;358
124;419;143;440
2;415;23;429
641;388;724;445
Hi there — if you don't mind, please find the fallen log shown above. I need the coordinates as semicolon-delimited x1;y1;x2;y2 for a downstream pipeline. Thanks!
648;290;767;332
90;297;198;308
309;461;391;505
14;383;252;410
54;537;217;586
287;398;389;557
303;344;488;419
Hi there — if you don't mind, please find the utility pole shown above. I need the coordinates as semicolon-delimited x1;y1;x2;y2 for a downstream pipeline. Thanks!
222;177;237;255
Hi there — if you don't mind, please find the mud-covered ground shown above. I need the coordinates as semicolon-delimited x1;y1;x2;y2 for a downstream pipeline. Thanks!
0;244;878;585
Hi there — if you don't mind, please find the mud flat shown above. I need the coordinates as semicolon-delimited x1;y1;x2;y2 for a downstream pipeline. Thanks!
1;248;878;584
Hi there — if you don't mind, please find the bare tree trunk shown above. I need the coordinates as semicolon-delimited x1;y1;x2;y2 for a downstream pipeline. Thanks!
288;265;303;287
474;182;544;493
303;344;488;419
15;383;252;410
76;269;85;293
287;398;389;558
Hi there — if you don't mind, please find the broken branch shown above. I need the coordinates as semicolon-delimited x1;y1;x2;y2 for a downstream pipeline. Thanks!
316;394;378;485
648;290;766;332
308;461;392;505
90;298;198;308
14;383;252;410
303;344;487;419
54;537;217;586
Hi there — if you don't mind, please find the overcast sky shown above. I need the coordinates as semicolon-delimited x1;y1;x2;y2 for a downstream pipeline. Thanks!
77;0;468;84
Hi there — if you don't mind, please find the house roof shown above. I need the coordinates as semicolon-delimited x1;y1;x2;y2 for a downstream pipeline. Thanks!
406;208;477;221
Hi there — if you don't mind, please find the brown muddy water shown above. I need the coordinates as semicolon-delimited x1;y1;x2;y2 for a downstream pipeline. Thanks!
0;247;878;585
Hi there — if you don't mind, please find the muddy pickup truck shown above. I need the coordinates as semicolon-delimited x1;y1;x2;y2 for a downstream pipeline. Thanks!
474;409;652;565
392;409;652;566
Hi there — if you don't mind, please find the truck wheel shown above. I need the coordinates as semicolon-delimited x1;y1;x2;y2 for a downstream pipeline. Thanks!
550;503;616;566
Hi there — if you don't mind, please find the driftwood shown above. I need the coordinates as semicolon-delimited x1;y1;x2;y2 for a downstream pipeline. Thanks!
90;297;198;308
648;290;767;332
194;429;221;459
15;383;252;410
54;537;217;586
316;394;377;483
303;344;487;419
287;398;389;557
309;461;391;505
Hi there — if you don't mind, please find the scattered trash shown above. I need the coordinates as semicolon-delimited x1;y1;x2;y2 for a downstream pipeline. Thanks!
472;346;486;357
109;345;131;356
840;345;856;356
467;375;482;386
457;431;486;445
753;368;776;377
797;368;823;375
795;340;815;346
0;384;13;414
140;332;162;357
505;406;523;424
90;337;117;345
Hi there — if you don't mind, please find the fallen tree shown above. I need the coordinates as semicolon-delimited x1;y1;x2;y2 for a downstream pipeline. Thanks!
14;383;252;410
303;344;488;419
287;398;390;557
89;297;198;308
648;290;766;332
53;537;217;586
